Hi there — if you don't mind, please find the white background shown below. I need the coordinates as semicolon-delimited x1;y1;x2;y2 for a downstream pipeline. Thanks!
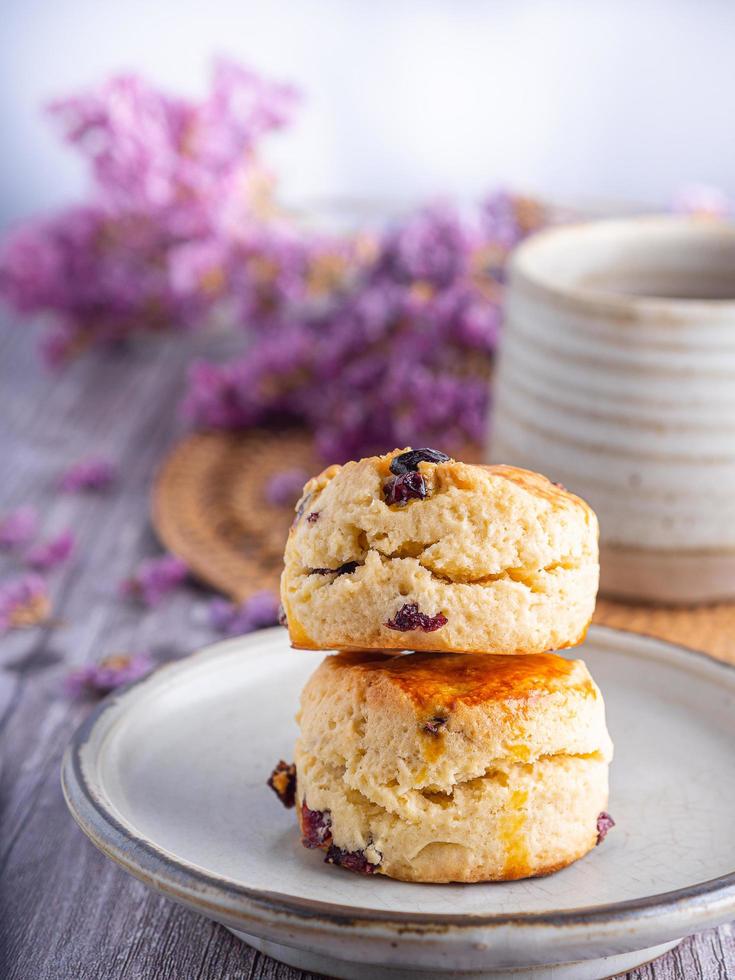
1;0;733;228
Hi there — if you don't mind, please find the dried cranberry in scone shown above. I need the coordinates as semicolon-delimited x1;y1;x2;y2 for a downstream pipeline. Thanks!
389;448;450;474
325;845;379;874
300;802;332;848
385;602;447;632
383;471;427;505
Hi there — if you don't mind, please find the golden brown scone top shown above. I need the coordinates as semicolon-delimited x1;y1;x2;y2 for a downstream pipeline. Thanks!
294;451;593;524
484;464;593;515
325;650;595;711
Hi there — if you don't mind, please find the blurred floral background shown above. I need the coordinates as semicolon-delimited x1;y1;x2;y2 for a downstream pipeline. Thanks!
1;0;734;692
0;58;544;456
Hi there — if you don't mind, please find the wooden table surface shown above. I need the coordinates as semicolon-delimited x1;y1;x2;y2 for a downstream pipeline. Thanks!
1;323;733;980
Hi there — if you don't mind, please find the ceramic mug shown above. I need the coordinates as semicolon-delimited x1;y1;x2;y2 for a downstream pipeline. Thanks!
489;216;735;604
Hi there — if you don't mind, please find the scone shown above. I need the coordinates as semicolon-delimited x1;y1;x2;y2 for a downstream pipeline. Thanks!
280;448;599;654
280;649;614;883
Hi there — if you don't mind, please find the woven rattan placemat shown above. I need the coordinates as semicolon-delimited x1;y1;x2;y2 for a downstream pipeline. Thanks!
152;430;319;602
152;430;735;664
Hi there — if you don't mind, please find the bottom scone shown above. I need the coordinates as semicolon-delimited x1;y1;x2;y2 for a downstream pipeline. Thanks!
272;649;614;883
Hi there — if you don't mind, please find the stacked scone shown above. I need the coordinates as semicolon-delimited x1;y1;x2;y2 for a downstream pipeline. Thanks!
270;448;614;883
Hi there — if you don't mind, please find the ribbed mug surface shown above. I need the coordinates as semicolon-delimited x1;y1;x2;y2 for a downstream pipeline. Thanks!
489;216;735;603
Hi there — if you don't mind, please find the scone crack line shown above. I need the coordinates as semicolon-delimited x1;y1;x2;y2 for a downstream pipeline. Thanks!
328;749;606;791
370;549;586;589
308;561;362;577
296;545;586;594
328;766;600;828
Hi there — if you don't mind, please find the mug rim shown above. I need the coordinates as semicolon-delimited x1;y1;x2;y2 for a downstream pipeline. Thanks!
511;214;735;318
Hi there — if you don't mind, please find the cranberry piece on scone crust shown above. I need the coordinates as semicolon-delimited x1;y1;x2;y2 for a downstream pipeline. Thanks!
389;448;451;475
267;761;297;808
596;811;615;844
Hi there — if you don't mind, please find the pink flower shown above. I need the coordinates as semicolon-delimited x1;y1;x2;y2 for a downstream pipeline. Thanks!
120;554;188;606
59;457;117;491
0;574;51;632
0;60;301;362
0;204;191;358
64;652;154;698
377;203;474;288
48;61;297;224
0;506;39;550
25;530;75;571
168;239;230;300
209;590;280;636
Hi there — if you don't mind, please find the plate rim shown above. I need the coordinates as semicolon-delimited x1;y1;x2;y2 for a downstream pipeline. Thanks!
62;624;735;940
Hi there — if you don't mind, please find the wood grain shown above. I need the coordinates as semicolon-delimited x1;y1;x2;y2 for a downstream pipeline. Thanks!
595;596;735;664
0;321;731;980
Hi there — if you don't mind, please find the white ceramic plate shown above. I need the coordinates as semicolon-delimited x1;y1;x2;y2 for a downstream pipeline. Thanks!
62;626;735;980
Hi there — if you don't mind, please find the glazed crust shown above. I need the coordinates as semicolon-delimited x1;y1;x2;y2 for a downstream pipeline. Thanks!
280;450;599;654
295;650;613;883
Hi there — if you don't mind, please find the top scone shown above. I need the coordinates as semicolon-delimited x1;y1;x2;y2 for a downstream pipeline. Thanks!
280;448;599;654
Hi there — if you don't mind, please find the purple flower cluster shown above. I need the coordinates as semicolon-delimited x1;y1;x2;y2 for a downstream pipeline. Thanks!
64;652;154;698
0;60;545;457
0;507;39;550
0;61;301;365
120;554;188;607
0;501;76;580
59;457;117;492
208;590;280;636
0;59;546;457
185;197;541;460
0;574;50;632
25;529;75;571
